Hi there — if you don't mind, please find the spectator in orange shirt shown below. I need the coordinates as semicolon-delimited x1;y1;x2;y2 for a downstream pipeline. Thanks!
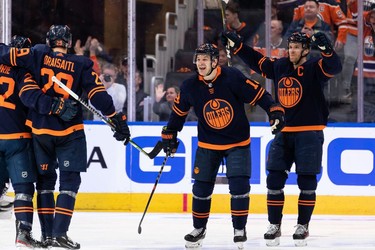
292;0;347;50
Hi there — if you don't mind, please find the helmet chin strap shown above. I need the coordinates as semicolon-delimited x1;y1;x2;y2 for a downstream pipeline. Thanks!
293;49;308;66
198;60;218;77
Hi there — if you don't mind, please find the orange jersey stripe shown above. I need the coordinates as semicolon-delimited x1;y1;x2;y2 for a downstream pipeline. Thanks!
282;125;326;132
198;138;250;151
0;132;31;139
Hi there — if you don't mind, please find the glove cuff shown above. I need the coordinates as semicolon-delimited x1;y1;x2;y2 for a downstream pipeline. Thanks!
269;104;285;114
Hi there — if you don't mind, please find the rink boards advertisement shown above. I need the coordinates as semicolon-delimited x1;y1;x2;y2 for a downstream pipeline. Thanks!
77;122;375;214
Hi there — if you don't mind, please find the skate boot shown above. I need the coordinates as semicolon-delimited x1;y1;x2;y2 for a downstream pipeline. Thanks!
233;228;247;249
293;224;309;247
264;224;281;246
184;227;206;248
41;236;53;249
52;235;80;249
15;221;44;249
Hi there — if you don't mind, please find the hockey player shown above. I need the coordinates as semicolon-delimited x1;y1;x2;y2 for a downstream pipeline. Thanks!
0;36;35;219
161;43;285;249
0;25;131;249
0;35;58;248
222;31;342;247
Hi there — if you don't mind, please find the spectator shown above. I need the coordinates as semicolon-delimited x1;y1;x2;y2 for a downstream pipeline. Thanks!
224;1;255;45
292;0;347;51
339;0;359;103
123;70;149;121
284;0;334;57
92;63;126;121
351;3;375;121
74;36;104;74
116;56;129;87
218;47;229;66
153;84;179;121
153;84;197;121
221;0;256;77
253;19;288;58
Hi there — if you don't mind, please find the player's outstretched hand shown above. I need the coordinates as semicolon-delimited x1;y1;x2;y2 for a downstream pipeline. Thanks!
111;112;130;144
161;126;179;156
50;97;78;122
268;104;285;134
312;32;333;54
221;31;243;53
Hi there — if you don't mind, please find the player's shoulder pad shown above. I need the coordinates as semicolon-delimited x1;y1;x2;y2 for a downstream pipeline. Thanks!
33;44;50;52
65;53;94;67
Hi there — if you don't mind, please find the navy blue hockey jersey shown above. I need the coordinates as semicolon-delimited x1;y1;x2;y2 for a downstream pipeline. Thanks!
0;44;115;136
167;66;275;150
235;45;342;132
0;64;31;139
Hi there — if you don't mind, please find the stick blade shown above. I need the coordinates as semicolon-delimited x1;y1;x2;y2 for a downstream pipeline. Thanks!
138;225;142;234
147;141;163;159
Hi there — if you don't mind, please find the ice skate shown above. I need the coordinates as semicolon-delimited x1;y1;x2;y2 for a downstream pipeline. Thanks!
184;227;206;248
233;228;247;249
293;224;309;247
52;235;80;249
264;224;281;246
15;221;44;249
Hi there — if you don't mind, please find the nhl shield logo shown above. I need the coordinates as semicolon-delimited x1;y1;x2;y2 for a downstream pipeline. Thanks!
21;171;28;178
64;161;70;168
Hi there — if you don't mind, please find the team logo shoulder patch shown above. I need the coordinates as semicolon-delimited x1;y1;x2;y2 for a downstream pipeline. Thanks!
278;77;302;108
203;99;234;129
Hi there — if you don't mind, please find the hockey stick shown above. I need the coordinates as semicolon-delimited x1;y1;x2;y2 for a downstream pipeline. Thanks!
138;153;169;234
51;76;163;159
219;0;231;66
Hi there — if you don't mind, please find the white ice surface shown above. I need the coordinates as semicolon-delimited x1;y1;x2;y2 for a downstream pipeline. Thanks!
0;212;374;249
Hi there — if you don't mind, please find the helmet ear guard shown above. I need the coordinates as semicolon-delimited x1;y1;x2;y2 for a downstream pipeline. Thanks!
46;25;72;49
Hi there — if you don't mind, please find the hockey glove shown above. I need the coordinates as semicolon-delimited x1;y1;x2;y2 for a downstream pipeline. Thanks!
312;32;333;54
221;31;243;53
161;126;179;155
268;104;285;134
111;112;130;144
50;97;78;122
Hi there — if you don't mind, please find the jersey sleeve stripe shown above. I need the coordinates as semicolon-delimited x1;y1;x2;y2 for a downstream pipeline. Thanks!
19;85;40;96
10;48;17;66
87;86;106;99
172;105;189;117
318;59;334;78
249;88;265;106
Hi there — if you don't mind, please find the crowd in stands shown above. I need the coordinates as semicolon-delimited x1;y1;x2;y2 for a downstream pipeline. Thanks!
75;0;375;122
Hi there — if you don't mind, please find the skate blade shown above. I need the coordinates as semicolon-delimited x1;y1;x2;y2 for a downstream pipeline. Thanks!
185;239;203;249
0;210;13;219
236;241;244;249
16;243;33;249
294;239;307;247
265;237;280;246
